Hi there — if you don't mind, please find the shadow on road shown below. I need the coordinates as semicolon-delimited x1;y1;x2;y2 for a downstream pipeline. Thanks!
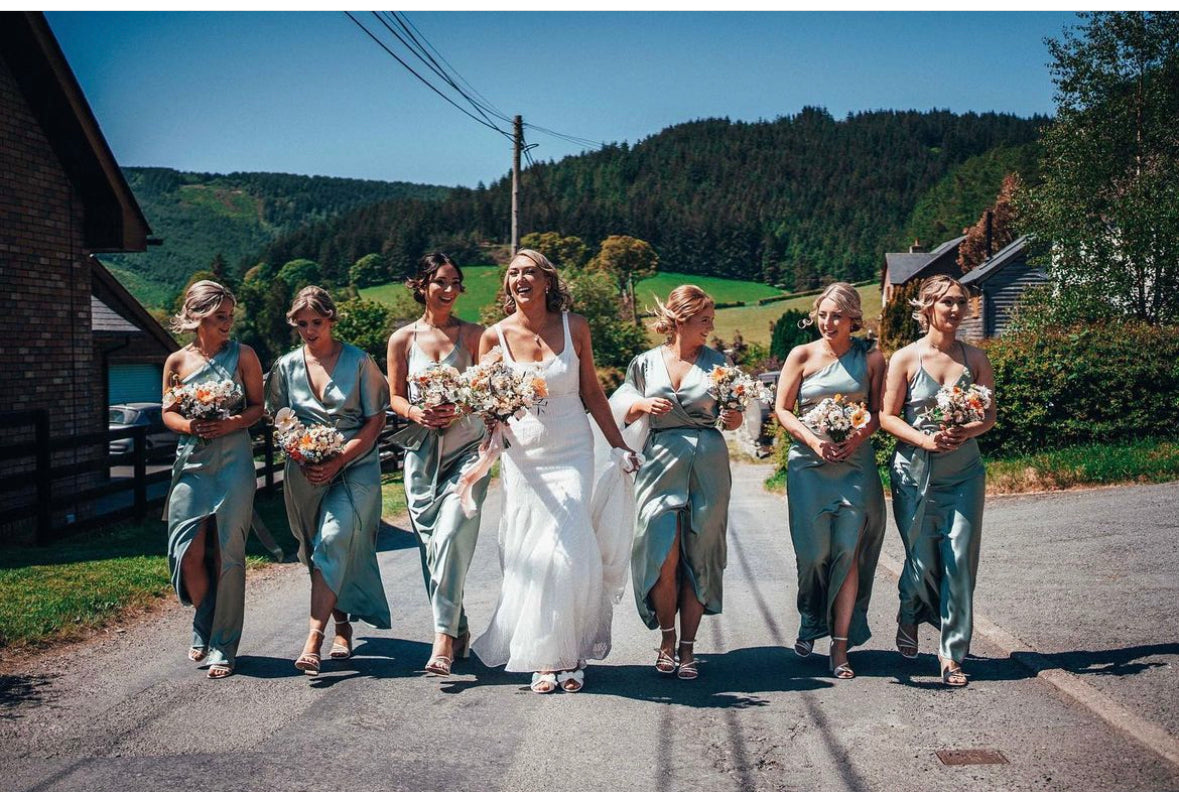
233;636;436;686
431;645;836;707
877;642;1179;688
0;672;59;720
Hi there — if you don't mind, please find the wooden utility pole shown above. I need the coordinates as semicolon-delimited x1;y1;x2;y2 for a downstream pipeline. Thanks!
511;115;522;254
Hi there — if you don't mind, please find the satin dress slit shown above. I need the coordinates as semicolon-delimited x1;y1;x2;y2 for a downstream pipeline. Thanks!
619;345;732;630
165;340;255;669
786;337;885;647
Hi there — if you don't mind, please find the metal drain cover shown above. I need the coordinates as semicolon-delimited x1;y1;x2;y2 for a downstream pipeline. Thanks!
936;749;1009;765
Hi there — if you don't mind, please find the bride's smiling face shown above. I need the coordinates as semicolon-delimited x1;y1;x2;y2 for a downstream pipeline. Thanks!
505;260;548;307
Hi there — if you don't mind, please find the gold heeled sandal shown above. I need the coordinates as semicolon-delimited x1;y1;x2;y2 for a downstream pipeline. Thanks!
655;626;677;674
329;617;352;660
294;628;324;676
829;637;855;680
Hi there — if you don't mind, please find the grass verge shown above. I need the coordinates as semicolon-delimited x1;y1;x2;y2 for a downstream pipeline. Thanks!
763;440;1179;496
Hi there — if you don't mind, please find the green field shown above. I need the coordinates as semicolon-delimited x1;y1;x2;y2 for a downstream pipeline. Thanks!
633;272;784;307
710;282;882;347
363;269;879;348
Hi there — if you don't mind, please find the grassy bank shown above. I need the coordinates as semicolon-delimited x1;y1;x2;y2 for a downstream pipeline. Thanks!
763;439;1179;496
0;472;409;652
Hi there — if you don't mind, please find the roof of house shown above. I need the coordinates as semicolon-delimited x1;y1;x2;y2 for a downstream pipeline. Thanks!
91;260;179;352
885;235;966;285
0;12;150;252
960;236;1033;286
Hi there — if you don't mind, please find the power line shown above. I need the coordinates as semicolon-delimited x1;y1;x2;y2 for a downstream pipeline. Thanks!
372;12;507;133
343;11;513;141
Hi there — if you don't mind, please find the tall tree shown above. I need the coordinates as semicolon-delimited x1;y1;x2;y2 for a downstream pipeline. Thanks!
588;235;660;323
1023;11;1179;325
519;232;590;269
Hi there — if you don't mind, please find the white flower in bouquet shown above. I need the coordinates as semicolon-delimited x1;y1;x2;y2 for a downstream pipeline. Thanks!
409;363;465;411
919;384;993;427
706;364;775;429
801;394;870;443
163;378;242;420
272;407;346;466
458;350;548;424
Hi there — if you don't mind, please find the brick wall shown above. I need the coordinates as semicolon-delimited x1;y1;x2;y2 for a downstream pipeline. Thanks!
0;52;103;535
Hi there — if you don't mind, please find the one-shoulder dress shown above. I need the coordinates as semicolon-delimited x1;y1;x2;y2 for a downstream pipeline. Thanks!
165;340;255;669
266;343;391;629
786;337;885;648
890;349;986;663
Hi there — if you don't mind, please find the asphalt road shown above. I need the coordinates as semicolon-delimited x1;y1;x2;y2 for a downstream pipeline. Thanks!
2;464;1177;792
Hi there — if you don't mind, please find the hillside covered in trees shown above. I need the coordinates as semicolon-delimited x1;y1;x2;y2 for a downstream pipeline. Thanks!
101;168;452;305
263;108;1046;289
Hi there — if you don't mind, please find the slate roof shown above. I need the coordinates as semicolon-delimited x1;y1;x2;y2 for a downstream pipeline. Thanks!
885;235;966;285
960;236;1031;286
90;295;140;334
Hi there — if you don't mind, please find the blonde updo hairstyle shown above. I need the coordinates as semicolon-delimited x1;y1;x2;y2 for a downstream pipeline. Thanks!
909;274;967;332
651;285;715;339
800;282;863;332
286;285;338;325
170;280;236;333
500;249;573;315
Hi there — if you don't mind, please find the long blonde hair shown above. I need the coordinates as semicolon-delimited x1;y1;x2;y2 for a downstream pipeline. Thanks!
650;285;715;338
170;280;235;333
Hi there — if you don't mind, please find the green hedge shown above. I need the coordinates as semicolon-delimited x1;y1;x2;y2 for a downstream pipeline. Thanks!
981;322;1179;457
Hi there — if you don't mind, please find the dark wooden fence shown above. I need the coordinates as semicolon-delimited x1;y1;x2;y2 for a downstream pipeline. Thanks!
0;409;407;546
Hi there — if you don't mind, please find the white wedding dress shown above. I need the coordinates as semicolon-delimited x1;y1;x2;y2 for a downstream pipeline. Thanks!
472;312;616;673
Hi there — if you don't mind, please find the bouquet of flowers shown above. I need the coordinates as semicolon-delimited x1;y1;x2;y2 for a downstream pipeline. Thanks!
919;384;993;427
163;377;242;421
456;346;548;423
454;346;549;516
801;394;870;443
409;363;466;412
272;407;345;465
706;365;775;429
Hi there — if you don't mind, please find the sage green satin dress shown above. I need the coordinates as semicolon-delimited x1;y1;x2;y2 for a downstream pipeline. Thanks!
787;338;885;648
397;339;487;638
622;346;731;630
266;343;391;629
165;340;255;669
890;356;986;663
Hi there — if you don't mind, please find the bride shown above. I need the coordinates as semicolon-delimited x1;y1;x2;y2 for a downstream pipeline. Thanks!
471;249;638;694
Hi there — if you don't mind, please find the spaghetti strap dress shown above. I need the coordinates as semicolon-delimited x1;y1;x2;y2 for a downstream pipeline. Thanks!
472;312;615;672
401;330;487;638
890;346;986;663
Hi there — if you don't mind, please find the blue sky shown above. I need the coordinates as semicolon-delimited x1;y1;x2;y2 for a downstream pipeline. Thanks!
46;11;1077;188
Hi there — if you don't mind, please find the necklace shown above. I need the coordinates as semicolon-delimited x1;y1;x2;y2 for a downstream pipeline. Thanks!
663;343;701;365
190;340;224;361
518;316;548;347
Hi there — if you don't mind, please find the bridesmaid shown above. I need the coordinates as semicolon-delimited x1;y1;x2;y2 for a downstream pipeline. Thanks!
880;274;995;687
387;253;487;676
773;282;885;680
617;285;741;681
163;280;265;679
266;286;391;676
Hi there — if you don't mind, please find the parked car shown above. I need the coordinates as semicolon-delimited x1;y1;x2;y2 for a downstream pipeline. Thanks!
109;403;178;461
